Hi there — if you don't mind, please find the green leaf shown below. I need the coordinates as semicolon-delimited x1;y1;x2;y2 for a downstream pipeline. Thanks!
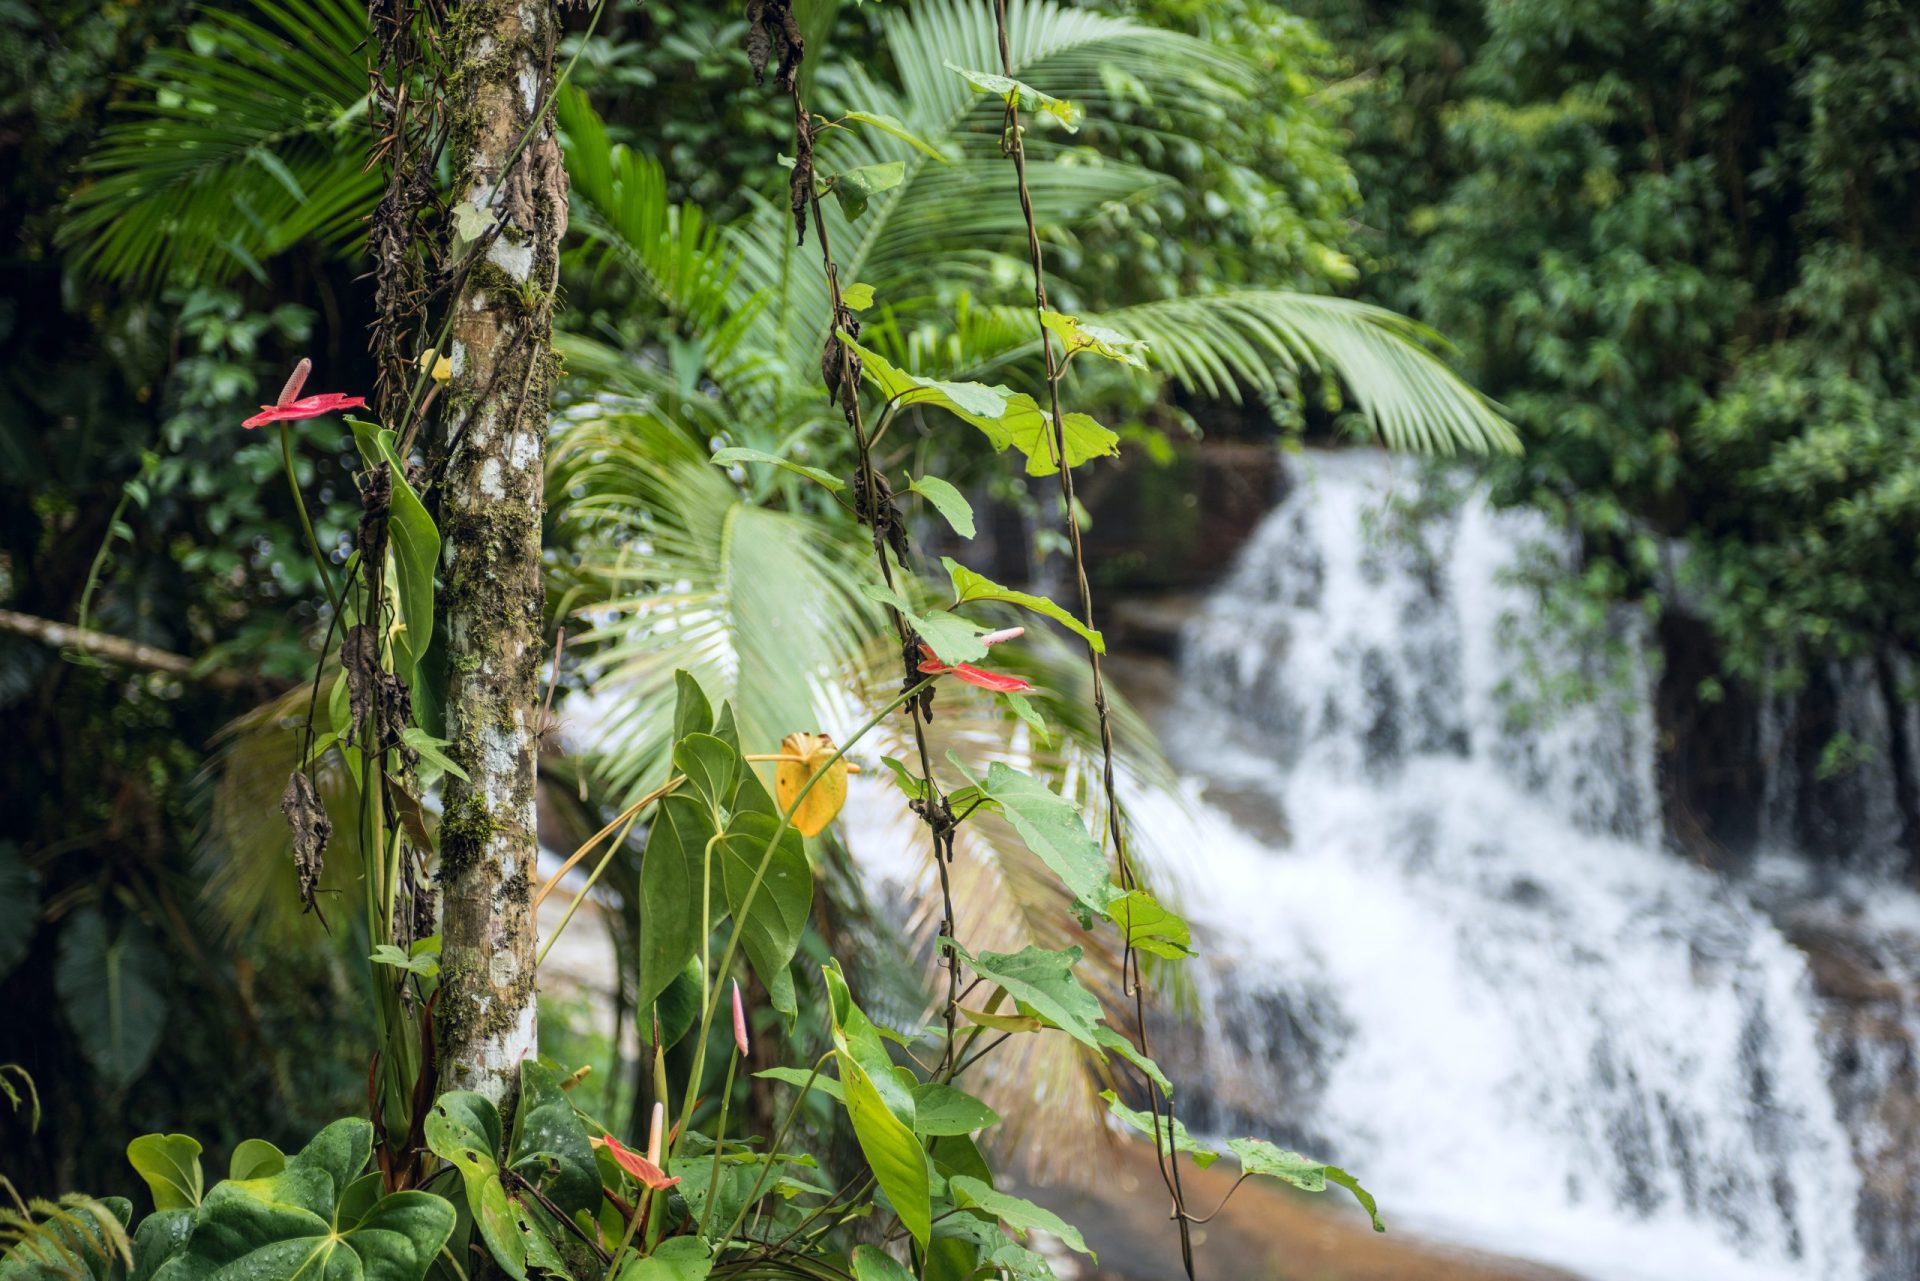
347;421;440;688
850;1245;914;1281
839;112;949;160
370;944;440;978
1093;1026;1171;1097
859;582;993;666
292;1117;375;1192
1104;890;1194;959
152;1119;452;1281
1227;1138;1383;1232
823;963;930;1247
843;336;1009;420
130;1207;193;1281
672;671;714;743
1041;311;1150;369
1098;1092;1219;1169
508;1061;600;1217
970;763;1120;911
838;282;877;311
0;843;39;981
673;733;738;814
616;1238;713;1281
955;943;1104;1049
451;203;494;253
399;728;469;782
719;812;814;1017
907;476;975;538
711;447;845;494
943;63;1084;132
54;909;166;1090
951;394;1119;477
228;1140;285;1182
635;793;721;1013
127;1135;204;1211
829;162;906;221
755;1066;846;1106
424;1092;524;1281
949;1176;1091;1257
909;1084;999;1136
944;559;1104;653
1002;692;1048;743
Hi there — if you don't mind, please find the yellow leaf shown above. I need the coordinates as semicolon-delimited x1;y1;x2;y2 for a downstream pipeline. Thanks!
776;732;849;838
958;1006;1044;1033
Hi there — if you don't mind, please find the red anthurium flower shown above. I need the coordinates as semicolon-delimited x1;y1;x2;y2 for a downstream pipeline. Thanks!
917;626;1034;693
591;1134;680;1191
242;358;367;428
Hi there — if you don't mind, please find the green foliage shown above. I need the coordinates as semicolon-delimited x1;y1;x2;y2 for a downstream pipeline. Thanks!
52;911;167;1091
125;1137;203;1212
943;559;1104;653
346;423;440;689
958;762;1120;911
822;962;931;1247
1315;0;1920;677
139;1119;454;1281
58;0;374;285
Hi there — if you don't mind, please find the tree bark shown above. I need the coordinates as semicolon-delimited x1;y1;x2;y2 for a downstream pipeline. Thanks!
435;0;567;1109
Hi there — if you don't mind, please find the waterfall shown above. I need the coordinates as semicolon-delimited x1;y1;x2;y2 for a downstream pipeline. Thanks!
1135;450;1892;1280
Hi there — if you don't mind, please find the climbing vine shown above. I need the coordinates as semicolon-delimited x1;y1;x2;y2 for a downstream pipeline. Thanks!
1;5;1388;1281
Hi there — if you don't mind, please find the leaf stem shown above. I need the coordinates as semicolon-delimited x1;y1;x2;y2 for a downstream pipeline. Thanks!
279;422;343;617
667;678;935;1175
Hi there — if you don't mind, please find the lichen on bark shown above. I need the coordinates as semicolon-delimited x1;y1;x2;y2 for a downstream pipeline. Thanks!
434;0;568;1113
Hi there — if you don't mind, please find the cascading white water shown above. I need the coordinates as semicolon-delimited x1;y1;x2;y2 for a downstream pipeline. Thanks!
1136;450;1873;1280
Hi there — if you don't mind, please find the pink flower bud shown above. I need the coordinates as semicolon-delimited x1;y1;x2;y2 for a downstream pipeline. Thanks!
979;627;1026;647
732;979;750;1057
646;1100;665;1169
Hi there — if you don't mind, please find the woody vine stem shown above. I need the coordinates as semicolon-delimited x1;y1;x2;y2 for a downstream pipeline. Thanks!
772;38;970;1075
990;1;1199;1272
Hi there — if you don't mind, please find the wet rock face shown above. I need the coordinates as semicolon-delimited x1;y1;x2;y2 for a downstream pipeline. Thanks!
1781;913;1920;1281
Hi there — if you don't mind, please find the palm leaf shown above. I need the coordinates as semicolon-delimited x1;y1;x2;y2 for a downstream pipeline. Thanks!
547;405;884;801
1090;292;1518;454
59;0;375;285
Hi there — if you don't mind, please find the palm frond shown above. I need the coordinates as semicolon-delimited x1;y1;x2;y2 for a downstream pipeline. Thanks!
547;406;885;801
558;88;745;337
197;676;367;942
59;0;375;285
1097;291;1519;454
725;0;1261;365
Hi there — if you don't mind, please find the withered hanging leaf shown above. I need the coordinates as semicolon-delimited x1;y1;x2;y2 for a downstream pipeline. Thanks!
745;0;804;89
789;140;815;245
280;771;332;919
822;328;862;412
342;623;380;735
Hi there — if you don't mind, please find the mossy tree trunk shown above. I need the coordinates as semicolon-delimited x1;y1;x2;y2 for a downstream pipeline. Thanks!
435;0;567;1110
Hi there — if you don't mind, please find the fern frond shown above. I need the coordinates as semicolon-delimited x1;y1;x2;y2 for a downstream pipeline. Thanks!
0;1187;132;1281
0;1064;38;1132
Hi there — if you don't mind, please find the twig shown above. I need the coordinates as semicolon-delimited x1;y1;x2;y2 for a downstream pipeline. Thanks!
0;608;255;690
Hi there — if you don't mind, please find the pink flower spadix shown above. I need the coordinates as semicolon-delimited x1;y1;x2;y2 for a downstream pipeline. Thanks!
732;979;750;1057
917;625;1033;693
242;358;367;428
591;1102;679;1190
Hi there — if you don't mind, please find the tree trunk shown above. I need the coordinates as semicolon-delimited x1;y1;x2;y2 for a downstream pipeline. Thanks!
435;0;567;1109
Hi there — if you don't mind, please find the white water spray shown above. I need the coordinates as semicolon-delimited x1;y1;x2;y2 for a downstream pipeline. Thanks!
1136;450;1869;1280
